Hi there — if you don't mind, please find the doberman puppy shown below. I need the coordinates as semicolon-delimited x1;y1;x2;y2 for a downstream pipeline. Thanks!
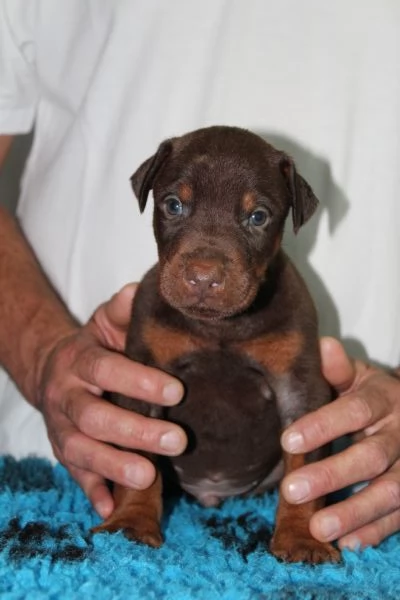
94;126;340;563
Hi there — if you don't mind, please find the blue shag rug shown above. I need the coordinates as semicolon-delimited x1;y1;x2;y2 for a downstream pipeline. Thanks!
0;456;398;599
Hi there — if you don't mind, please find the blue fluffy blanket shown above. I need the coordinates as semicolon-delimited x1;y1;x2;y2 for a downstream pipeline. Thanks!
0;456;398;599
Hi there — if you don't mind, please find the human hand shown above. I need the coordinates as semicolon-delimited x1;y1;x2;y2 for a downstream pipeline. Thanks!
281;337;400;550
36;283;187;520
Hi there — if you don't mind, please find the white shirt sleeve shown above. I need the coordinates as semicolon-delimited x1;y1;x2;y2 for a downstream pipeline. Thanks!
0;0;38;134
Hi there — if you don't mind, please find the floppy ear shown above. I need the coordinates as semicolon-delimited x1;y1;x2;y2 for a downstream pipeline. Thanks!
279;156;319;234
130;140;173;213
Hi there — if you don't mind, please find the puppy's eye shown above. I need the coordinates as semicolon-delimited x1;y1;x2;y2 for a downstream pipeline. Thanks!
164;195;183;217
246;208;270;228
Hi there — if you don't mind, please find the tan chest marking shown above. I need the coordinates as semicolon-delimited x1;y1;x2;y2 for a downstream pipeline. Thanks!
234;331;303;375
142;319;210;367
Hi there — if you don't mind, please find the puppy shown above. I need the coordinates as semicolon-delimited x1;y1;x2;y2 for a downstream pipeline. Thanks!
94;126;340;563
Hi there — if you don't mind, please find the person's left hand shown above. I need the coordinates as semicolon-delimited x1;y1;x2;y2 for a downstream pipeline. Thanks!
280;337;400;550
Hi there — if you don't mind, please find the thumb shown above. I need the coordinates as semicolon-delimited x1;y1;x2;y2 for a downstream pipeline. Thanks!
320;336;356;394
103;283;138;328
90;283;138;349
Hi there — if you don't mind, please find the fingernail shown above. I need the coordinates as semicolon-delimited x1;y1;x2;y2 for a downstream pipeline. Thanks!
160;430;184;454
162;382;184;405
340;536;361;551
95;500;113;519
318;515;341;540
125;464;147;488
282;431;304;453
286;477;311;502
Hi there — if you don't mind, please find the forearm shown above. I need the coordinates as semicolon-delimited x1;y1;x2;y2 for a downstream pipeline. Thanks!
0;205;79;407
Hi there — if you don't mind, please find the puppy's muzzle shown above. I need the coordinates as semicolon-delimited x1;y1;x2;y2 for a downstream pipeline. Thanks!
183;255;226;300
159;243;257;319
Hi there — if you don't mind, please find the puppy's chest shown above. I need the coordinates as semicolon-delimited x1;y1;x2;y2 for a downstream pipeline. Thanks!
165;346;282;505
139;317;301;502
141;316;303;377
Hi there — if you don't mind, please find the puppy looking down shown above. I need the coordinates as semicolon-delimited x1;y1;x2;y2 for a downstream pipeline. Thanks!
94;126;340;563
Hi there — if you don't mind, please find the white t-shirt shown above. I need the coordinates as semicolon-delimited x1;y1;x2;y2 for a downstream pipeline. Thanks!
0;0;399;459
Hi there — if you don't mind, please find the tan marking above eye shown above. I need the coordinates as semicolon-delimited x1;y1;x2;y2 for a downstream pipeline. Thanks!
142;318;211;367
234;331;304;375
178;183;193;202
242;191;257;213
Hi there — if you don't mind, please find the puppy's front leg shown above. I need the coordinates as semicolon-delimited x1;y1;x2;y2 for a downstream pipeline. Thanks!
92;290;180;547
91;377;165;547
92;462;163;548
270;451;340;563
269;367;341;563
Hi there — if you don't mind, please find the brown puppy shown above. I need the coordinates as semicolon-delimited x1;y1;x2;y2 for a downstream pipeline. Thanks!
94;126;340;563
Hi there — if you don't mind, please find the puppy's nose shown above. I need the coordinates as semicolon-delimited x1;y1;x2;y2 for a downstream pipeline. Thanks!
184;260;225;293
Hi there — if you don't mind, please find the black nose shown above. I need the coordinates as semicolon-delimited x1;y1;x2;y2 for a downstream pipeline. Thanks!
184;259;225;294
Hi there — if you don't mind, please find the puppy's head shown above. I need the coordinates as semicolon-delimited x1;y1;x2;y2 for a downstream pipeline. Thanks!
131;126;318;320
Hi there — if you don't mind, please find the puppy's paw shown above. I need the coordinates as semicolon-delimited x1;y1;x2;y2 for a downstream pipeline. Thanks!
92;515;163;548
270;531;340;564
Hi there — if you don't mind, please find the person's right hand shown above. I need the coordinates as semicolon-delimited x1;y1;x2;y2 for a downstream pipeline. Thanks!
36;283;187;519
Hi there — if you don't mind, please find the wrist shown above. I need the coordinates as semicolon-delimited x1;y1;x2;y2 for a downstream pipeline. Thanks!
0;208;81;408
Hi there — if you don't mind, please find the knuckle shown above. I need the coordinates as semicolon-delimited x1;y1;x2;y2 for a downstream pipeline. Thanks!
125;417;162;454
87;352;109;387
309;416;331;443
347;394;373;430
137;374;158;398
78;401;103;436
61;431;81;464
128;420;148;446
110;411;142;443
62;389;84;425
377;480;400;509
361;438;390;475
41;378;62;411
316;462;338;492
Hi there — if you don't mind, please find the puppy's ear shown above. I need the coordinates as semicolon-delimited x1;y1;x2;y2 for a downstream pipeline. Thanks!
280;156;319;234
130;140;173;213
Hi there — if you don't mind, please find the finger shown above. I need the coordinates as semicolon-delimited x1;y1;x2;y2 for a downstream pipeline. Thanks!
68;464;114;518
319;337;356;393
76;347;184;405
309;476;400;543
281;388;391;454
66;393;187;455
281;430;400;503
60;429;158;490
338;508;400;550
